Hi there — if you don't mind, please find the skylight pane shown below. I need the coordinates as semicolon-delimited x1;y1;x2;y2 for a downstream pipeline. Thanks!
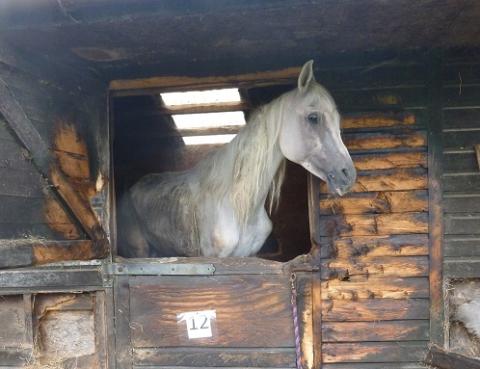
183;134;237;145
162;88;241;106
173;111;246;130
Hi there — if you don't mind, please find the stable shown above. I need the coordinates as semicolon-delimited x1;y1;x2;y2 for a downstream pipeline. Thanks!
0;1;479;369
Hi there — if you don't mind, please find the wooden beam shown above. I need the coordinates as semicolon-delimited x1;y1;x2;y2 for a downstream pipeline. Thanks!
0;78;109;256
427;52;445;346
425;345;480;369
160;101;249;115
109;66;300;95
0;239;104;268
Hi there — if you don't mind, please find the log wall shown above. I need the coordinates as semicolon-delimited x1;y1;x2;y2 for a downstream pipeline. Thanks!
312;61;431;368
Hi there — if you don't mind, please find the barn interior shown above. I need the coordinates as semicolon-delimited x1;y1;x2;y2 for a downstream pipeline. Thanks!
1;1;480;369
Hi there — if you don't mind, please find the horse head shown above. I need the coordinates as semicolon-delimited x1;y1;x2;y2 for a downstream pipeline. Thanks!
279;60;356;196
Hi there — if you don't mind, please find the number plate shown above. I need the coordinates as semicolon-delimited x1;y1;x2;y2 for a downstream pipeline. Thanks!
177;310;216;339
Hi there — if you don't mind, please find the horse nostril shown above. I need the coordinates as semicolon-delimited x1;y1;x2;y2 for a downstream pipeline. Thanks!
327;173;335;180
341;168;349;179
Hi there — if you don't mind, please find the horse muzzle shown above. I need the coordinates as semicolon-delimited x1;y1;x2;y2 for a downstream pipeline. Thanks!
326;165;356;196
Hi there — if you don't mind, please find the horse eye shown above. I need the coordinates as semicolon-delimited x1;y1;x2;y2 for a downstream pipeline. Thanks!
307;113;319;124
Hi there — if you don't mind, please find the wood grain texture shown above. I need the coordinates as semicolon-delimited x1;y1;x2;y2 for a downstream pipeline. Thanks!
129;275;294;348
319;190;428;215
318;212;428;237
352;151;426;170
321;298;429;322
341;112;416;130
321;277;429;300
322;320;429;342
426;345;480;369
323;341;428;363
321;168;428;193
319;234;429;259
322;363;426;369
343;131;426;151
321;256;429;279
133;347;296;367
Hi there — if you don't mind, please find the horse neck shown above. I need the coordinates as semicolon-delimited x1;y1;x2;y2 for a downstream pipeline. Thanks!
204;97;286;224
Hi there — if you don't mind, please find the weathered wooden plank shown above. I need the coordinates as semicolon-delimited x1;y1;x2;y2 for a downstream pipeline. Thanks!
443;152;479;173
334;87;428;111
322;298;429;322
0;242;32;268
443;85;480;108
110;66;301;94
318;212;428;237
0;223;69;239
0;168;45;198
129;275;293;348
443;130;480;151
319;234;429;259
444;236;480;257
321;168;428;193
443;173;480;192
0;117;15;141
343;131;427;152
322;320;429;342
322;363;426;369
0;139;32;171
0;295;27;347
352;151;426;171
321;256;429;279
323;341;428;363
444;259;480;278
319;190;428;215
444;213;480;234
321;276;429;300
443;109;480;130
0;267;103;289
425;345;480;369
115;276;133;369
341;112;417;130
133;348;296;367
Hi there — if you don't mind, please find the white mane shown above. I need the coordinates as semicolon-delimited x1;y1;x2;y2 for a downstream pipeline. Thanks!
194;93;289;228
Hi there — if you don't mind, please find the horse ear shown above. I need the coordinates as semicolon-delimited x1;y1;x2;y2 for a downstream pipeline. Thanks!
298;60;315;92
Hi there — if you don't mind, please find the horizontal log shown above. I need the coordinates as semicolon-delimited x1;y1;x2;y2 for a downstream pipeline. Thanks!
129;275;293;348
323;341;428;363
321;256;429;279
321;168;428;194
318;212;428;237
161;101;249;115
343;131;426;152
133;347;296;367
321;276;429;300
110;66;301;94
322;298;429;322
319;190;428;215
444;236;480;257
444;213;480;234
352;151;426;170
322;320;429;342
341;112;416;130
334;87;428;111
319;234;429;259
425;345;480;369
0;138;32;171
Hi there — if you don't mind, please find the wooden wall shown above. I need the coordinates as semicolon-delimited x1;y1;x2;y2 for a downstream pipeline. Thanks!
0;43;109;267
310;59;432;368
440;52;480;356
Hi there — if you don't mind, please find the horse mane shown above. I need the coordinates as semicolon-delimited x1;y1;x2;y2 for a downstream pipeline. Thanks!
193;93;289;229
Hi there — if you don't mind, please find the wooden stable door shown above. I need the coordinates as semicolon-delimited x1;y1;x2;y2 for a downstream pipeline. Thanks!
113;258;317;369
